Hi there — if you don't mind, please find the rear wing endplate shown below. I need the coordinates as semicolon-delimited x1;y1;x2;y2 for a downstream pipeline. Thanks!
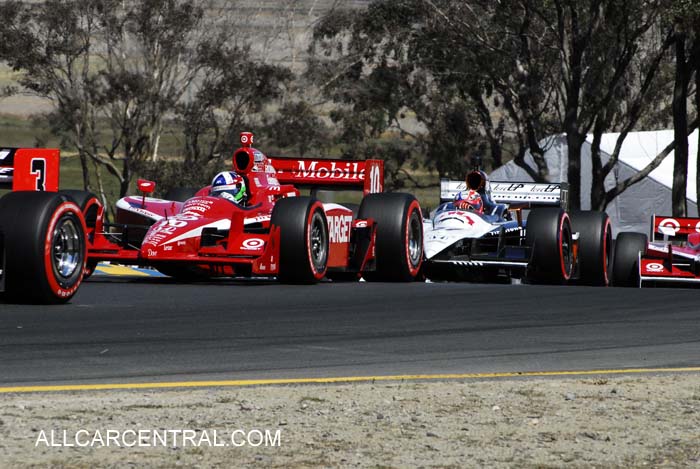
268;157;384;195
440;178;568;209
0;148;60;192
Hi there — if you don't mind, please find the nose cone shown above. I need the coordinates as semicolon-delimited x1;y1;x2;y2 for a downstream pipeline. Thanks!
424;210;492;259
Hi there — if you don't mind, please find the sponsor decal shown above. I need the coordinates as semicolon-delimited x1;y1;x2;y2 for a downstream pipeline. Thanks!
0;150;10;160
491;182;560;193
645;262;664;272
328;215;353;243
245;215;271;224
254;150;264;162
658;218;680;235
123;205;164;221
437;211;475;226
354;220;368;228
241;238;265;250
294;161;364;180
695;221;700;233
143;211;204;247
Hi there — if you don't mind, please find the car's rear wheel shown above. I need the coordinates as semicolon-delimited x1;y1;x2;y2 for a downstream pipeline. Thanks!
0;191;86;303
525;207;573;284
611;232;648;287
570;210;612;286
358;193;423;282
60;190;102;279
272;197;328;284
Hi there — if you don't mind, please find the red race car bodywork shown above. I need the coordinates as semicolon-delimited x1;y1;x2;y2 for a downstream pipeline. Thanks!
1;148;88;303
84;132;423;283
614;214;700;287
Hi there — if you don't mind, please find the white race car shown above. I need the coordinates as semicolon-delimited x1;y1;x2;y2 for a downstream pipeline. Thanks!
422;170;612;285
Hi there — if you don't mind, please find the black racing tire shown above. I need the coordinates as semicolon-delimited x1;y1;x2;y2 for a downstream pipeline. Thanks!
59;191;103;279
525;207;573;284
611;232;648;287
343;203;360;219
0;191;86;304
59;190;101;226
570;210;612;286
164;187;198;202
83;259;99;279
271;196;328;284
358;192;423;282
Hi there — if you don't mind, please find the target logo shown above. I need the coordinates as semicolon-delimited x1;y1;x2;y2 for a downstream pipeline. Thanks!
695;221;700;233
241;238;264;250
645;262;664;272
240;132;254;146
658;218;680;235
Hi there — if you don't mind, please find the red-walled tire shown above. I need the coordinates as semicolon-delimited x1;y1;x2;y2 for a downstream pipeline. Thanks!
272;196;328;284
570;210;613;286
358;193;423;282
0;191;87;304
525;208;573;284
60;190;102;279
612;232;648;287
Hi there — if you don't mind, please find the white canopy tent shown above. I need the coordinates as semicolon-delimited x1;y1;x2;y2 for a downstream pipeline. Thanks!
489;130;699;235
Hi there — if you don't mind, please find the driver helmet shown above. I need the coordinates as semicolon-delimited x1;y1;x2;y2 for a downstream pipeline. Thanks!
456;189;484;214
211;171;246;204
466;170;487;191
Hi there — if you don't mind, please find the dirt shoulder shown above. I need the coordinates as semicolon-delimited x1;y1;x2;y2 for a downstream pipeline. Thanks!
1;372;699;468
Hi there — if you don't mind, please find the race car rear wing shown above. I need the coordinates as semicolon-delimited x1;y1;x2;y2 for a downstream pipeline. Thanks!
268;157;384;195
440;178;568;209
0;148;60;192
651;215;700;242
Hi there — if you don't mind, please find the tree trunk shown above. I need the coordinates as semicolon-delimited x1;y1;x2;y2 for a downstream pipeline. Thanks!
672;33;690;218
589;117;606;211
566;131;584;210
694;37;700;215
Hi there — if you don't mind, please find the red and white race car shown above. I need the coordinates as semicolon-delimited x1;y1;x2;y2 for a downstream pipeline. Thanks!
613;215;700;287
81;132;423;283
0;148;87;303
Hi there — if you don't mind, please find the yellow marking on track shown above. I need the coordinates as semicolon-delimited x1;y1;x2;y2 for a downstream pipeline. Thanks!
2;367;700;394
94;264;150;277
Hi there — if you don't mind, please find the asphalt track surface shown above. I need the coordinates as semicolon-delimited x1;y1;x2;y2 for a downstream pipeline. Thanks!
1;277;699;387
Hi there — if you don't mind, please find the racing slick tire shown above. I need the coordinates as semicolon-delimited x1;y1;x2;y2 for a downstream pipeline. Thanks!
0;191;86;304
272;196;329;284
525;207;573;284
164;187;198;202
611;232;648;287
358;192;423;282
60;190;102;278
569;210;612;286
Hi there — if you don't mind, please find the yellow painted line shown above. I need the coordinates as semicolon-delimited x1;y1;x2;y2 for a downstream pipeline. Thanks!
95;264;151;277
2;367;700;394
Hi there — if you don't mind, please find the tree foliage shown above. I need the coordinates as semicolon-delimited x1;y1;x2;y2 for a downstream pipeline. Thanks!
308;0;693;207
